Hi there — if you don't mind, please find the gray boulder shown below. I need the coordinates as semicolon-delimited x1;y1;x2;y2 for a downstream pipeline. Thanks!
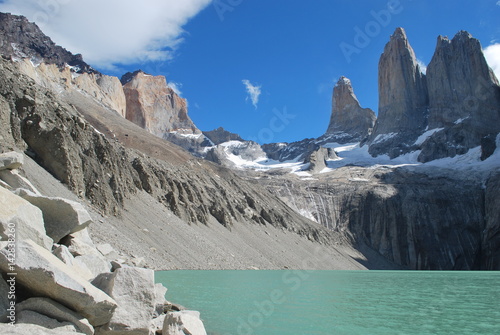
93;267;156;335
163;311;207;335
0;169;41;194
17;297;94;335
0;239;117;326
0;151;24;170
53;245;95;281
17;310;82;334
0;322;86;334
15;189;93;242
0;186;53;249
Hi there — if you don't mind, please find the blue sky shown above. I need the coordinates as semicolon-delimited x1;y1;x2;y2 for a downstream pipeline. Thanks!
1;0;499;143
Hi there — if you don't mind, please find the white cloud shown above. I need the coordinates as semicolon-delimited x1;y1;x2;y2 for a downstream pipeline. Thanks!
167;81;183;96
484;43;500;81
416;58;427;75
242;79;261;109
497;1;500;6
0;0;212;69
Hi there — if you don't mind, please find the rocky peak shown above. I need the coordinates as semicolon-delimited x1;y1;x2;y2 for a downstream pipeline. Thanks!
0;12;96;74
418;29;500;162
368;27;429;157
426;30;500;129
203;127;243;145
121;70;200;138
325;76;376;143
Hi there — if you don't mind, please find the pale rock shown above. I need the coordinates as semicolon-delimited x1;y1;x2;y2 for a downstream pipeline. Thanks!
0;322;86;335
53;245;94;281
163;311;207;335
15;188;92;242
0;169;41;194
17;297;94;335
0;186;53;249
151;314;166;334
154;283;168;316
74;253;111;279
0;239;117;326
92;267;156;335
96;243;119;260
304;147;337;173
0;151;24;170
17;310;80;333
64;229;97;256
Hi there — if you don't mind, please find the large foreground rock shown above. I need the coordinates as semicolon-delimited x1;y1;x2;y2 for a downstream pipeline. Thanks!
17;297;94;335
0;186;52;249
163;311;207;335
0;322;86;334
0;151;24;170
15;189;93;242
93;267;156;334
0;169;41;194
0;239;117;326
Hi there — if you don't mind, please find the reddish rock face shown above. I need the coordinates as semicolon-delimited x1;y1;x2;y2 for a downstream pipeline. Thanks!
122;70;200;138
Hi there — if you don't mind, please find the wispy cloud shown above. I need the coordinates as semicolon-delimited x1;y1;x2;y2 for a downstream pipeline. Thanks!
242;79;262;109
416;58;427;75
0;0;212;69
497;1;500;6
167;81;183;96
484;43;500;81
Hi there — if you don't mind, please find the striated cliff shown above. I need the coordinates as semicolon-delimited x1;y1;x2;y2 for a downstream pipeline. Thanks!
368;27;428;158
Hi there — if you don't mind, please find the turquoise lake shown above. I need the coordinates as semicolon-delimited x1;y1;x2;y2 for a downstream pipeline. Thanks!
156;270;500;335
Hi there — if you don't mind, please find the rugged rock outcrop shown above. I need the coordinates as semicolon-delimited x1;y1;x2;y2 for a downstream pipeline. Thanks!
0;239;118;326
418;31;500;162
203;127;243;145
0;185;53;249
325;76;376;143
0;12;95;73
304;147;337;173
368;27;428;158
122;70;200;137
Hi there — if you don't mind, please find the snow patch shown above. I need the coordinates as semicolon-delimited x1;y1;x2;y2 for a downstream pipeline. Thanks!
414;128;444;145
373;132;397;144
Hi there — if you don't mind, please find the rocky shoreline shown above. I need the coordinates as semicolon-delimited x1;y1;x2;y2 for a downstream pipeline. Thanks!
0;151;208;334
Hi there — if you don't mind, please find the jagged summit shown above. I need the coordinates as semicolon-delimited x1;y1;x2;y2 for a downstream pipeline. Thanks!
325;76;375;143
120;70;149;85
368;27;429;157
0;12;96;73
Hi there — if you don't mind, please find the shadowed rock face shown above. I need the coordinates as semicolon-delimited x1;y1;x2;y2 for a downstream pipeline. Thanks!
0;12;96;73
418;31;500;162
325;77;376;143
369;28;428;158
121;70;200;138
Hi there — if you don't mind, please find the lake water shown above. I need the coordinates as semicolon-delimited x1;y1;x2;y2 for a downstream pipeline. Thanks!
156;270;500;335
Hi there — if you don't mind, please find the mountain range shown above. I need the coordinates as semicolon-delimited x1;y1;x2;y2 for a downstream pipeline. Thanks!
1;11;499;275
